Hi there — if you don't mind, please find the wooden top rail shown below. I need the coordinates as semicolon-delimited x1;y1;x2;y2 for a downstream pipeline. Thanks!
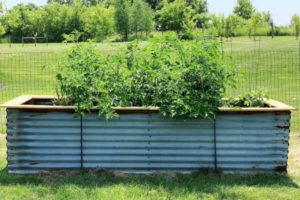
1;95;296;112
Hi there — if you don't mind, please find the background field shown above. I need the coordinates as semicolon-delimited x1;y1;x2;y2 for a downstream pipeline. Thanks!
0;36;299;199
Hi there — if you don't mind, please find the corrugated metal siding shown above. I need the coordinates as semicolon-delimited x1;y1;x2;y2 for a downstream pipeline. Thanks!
215;113;290;173
6;109;290;174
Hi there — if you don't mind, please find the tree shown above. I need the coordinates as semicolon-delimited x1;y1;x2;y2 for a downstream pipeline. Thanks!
0;21;4;36
69;0;84;34
0;1;4;14
233;0;255;20
81;4;114;41
186;0;207;13
47;0;73;4
114;0;130;41
42;1;84;42
291;14;300;40
0;25;4;36
157;0;194;34
186;0;208;28
262;11;274;38
140;4;153;36
43;3;70;41
209;14;226;39
248;12;263;40
0;1;4;36
225;15;243;37
62;30;83;43
2;3;40;41
130;0;153;38
83;0;102;6
145;0;162;10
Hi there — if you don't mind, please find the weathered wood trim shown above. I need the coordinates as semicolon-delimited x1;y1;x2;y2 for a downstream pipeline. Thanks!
1;95;296;112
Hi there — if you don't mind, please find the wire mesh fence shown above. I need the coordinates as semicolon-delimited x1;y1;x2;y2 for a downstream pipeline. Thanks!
0;43;300;134
225;50;300;133
0;52;58;134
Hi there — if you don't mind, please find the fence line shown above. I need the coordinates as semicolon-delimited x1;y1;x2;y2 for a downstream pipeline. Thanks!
0;49;299;134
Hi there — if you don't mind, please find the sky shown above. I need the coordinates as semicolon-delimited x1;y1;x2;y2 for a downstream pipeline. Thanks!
3;0;300;26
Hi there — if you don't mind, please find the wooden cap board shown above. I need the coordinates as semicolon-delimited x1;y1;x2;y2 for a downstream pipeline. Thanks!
1;95;296;112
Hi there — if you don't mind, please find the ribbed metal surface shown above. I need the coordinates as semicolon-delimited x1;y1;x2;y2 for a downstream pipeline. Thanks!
6;109;290;174
215;113;290;173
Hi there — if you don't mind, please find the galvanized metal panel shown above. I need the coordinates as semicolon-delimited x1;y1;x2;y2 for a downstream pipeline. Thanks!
215;113;290;173
6;108;290;174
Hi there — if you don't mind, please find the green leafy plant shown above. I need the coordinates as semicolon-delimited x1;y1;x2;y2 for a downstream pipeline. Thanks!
55;43;129;118
224;90;269;108
55;34;235;119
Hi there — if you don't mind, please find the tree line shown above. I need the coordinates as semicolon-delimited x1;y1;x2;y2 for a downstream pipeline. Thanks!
0;0;300;43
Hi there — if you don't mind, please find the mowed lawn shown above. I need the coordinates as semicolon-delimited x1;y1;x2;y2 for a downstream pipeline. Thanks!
0;135;300;200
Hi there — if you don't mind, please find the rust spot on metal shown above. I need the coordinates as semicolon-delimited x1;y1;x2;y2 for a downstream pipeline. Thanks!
115;110;158;114
276;125;289;129
22;108;159;115
275;165;287;173
23;109;76;114
274;111;291;115
217;111;266;115
217;111;291;115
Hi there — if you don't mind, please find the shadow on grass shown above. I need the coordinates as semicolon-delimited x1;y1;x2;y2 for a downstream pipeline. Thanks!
0;167;298;195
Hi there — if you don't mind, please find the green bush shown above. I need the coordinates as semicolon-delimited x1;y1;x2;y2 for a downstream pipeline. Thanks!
274;26;293;36
224;90;268;108
56;34;235;119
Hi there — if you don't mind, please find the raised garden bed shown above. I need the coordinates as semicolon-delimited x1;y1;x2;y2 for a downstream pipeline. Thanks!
2;95;294;174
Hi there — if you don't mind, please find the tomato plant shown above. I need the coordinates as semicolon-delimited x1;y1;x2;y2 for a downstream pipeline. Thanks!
56;33;235;119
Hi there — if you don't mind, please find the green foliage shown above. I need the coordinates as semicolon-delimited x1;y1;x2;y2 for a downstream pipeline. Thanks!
209;14;226;37
130;0;153;37
291;14;300;39
56;43;128;118
224;90;268;108
224;15;245;37
0;0;294;42
274;26;293;36
47;0;73;4
0;1;3;14
2;1;85;42
56;34;235;119
186;0;208;28
262;11;272;24
145;0;162;9
48;0;105;6
114;0;153;41
248;12;265;39
2;3;40;42
42;2;81;42
81;4;115;42
157;0;194;35
156;0;208;36
233;0;255;20
62;30;83;43
0;24;4;36
114;0;130;41
207;14;250;38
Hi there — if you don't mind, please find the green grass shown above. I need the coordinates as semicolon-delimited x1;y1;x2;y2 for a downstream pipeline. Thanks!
222;36;300;52
227;50;300;132
222;37;300;133
0;42;127;53
1;135;300;200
